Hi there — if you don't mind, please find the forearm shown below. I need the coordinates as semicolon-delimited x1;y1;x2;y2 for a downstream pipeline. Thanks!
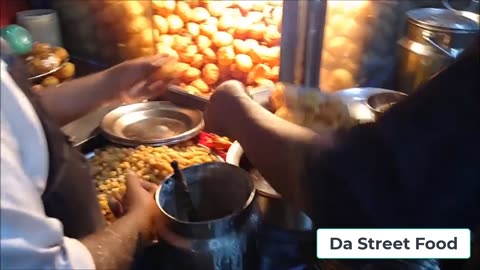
81;211;149;270
226;95;335;210
35;68;119;126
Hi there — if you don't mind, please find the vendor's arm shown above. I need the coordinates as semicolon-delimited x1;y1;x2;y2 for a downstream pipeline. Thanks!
1;63;161;270
207;42;480;229
206;81;334;213
303;44;480;228
80;173;161;270
36;55;174;126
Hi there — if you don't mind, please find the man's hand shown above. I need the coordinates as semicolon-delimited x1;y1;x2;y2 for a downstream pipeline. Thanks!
106;54;179;103
204;80;251;138
37;54;180;125
82;173;163;270
109;172;161;241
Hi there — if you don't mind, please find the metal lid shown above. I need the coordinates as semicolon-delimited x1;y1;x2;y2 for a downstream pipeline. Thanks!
100;101;204;146
407;8;479;32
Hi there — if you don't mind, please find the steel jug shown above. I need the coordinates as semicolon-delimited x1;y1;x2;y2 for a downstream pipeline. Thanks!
396;8;479;93
154;162;259;270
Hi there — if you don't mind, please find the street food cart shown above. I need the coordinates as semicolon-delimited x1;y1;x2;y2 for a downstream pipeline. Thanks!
19;0;477;269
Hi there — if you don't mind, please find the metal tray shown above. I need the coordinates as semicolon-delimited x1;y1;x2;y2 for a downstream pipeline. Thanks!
100;101;204;147
27;57;70;81
333;87;405;123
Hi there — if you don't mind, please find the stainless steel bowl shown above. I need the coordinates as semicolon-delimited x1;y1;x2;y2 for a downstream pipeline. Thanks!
100;101;204;146
226;141;313;231
365;91;408;119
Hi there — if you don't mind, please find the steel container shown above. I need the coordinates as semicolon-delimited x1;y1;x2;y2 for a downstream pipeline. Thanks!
396;8;479;93
154;162;259;270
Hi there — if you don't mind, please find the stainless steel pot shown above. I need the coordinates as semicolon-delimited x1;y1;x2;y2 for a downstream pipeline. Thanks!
396;8;479;93
226;142;313;232
155;162;258;270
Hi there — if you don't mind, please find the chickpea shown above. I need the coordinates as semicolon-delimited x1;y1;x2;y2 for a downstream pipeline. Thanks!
196;35;212;50
201;63;220;85
217;46;235;66
187;22;200;37
213;32;234;48
191;7;210;23
153;15;169;35
190;78;210;93
235;54;253;73
182;67;201;83
167;15;184;34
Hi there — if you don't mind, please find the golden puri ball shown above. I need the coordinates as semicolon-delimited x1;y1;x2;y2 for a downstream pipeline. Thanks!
217;46;235;66
213;32;234;48
191;7;210;23
190;78;210;93
52;47;69;62
201;63;220;85
167;15;184;34
235;54;253;73
53;62;75;80
41;76;60;87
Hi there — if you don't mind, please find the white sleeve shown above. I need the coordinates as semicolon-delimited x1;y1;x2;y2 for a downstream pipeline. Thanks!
0;68;96;269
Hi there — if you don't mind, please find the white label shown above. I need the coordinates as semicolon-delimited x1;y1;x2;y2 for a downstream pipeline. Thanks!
317;229;471;259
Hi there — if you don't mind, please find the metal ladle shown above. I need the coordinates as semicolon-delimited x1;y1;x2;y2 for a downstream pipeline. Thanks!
170;161;198;222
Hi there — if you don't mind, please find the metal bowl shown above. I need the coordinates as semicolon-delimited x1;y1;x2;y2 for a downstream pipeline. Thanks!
27;56;70;81
365;91;408;118
100;101;204;147
226;141;313;231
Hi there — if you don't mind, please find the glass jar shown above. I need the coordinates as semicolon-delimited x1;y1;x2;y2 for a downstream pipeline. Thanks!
319;0;403;93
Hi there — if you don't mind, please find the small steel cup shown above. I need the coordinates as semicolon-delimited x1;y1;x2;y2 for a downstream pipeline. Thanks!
366;91;408;119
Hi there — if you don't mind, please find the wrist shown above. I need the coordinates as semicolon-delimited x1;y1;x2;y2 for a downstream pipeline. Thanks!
223;95;252;139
